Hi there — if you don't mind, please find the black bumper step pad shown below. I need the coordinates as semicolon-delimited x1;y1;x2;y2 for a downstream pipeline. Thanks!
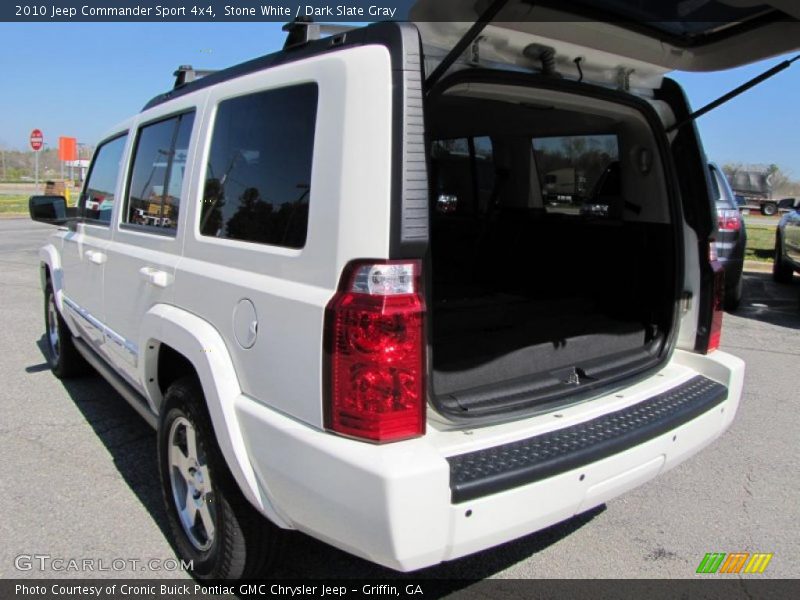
447;375;728;503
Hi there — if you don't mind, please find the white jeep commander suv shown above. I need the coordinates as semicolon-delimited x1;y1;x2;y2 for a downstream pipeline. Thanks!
30;1;799;580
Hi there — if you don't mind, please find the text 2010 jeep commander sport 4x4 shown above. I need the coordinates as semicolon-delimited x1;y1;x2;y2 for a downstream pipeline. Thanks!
29;1;799;580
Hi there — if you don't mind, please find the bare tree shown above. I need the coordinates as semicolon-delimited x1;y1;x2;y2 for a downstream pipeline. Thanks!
766;164;790;192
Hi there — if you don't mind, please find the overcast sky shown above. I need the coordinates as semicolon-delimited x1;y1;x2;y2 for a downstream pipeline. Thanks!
1;22;798;175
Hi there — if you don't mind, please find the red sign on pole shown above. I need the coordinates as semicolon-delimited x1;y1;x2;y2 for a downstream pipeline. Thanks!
30;129;44;152
58;136;77;161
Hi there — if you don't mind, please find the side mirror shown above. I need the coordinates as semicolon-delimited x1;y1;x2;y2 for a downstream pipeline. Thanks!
28;195;76;225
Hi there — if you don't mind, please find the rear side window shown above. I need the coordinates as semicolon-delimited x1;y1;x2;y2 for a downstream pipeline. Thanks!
710;166;737;210
532;134;619;214
200;83;318;249
124;112;194;232
81;134;128;224
430;136;494;215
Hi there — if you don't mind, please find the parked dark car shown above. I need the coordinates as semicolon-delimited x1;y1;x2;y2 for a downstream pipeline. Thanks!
773;198;800;283
709;163;747;310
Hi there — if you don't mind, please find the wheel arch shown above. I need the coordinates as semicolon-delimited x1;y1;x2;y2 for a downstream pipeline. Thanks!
39;244;63;310
155;344;197;401
140;304;292;530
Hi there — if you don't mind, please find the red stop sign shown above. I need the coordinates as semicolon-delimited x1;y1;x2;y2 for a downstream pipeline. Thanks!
30;129;44;151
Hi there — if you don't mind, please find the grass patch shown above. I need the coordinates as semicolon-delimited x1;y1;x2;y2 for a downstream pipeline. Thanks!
0;193;78;216
0;195;28;215
744;222;776;263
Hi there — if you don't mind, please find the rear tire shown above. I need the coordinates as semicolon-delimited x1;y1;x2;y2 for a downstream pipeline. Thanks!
762;202;777;217
773;233;794;284
157;376;283;579
44;281;89;378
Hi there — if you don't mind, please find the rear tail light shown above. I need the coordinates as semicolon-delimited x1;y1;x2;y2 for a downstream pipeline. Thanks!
717;208;741;232
707;258;725;352
324;260;425;443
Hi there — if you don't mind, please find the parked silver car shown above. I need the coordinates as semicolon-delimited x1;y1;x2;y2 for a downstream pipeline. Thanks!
773;198;800;283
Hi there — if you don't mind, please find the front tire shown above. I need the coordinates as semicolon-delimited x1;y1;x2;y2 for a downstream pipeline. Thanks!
773;233;794;284
762;202;777;216
157;377;282;579
44;282;89;378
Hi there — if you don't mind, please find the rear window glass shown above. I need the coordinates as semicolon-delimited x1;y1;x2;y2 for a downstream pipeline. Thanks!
200;84;318;249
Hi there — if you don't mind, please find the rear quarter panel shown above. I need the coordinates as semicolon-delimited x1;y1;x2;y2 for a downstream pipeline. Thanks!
175;45;395;428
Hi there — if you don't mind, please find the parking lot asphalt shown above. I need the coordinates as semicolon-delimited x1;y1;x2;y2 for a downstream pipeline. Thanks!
1;218;798;583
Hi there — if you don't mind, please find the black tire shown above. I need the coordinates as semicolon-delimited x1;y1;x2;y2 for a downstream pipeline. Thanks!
157;376;283;580
44;281;89;378
773;233;794;284
762;202;777;217
725;274;743;312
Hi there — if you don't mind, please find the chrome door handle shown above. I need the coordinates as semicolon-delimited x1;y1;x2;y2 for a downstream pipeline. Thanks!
85;250;106;265
139;267;173;288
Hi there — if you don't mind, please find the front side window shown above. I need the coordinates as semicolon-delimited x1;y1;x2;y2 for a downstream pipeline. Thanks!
200;84;318;249
124;112;194;232
81;134;128;224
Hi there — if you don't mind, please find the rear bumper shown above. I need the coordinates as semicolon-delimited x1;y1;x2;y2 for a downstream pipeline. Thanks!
235;349;744;572
448;374;727;503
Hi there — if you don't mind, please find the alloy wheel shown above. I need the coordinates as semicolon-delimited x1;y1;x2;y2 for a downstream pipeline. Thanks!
168;416;216;551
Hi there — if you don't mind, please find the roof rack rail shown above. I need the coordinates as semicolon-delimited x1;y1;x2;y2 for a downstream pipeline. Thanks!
173;65;217;89
282;19;358;50
282;17;320;49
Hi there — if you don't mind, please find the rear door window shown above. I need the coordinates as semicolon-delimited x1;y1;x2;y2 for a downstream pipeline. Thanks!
124;112;194;233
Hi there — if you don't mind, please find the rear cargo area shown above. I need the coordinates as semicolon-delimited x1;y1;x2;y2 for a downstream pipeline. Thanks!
427;81;679;417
